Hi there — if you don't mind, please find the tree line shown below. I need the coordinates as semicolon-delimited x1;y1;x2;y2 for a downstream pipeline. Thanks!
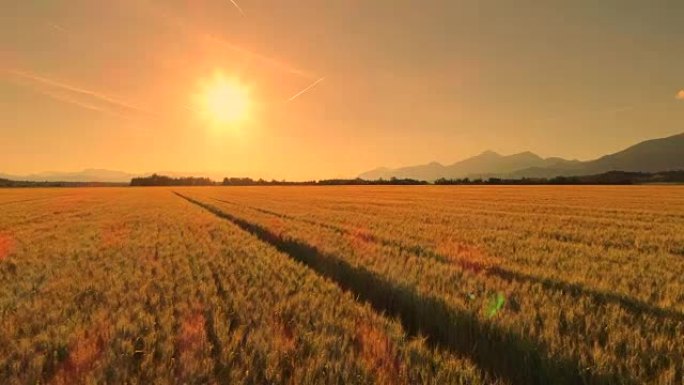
129;175;429;186
130;174;214;186
222;177;429;186
3;170;682;188
129;170;684;187
434;170;684;185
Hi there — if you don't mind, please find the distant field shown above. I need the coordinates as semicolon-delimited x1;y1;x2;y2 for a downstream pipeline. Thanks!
1;186;683;385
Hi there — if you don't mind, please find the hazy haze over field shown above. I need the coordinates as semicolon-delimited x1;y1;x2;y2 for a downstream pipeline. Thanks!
1;1;683;179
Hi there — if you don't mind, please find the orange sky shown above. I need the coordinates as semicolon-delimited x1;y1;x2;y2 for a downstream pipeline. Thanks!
1;0;683;179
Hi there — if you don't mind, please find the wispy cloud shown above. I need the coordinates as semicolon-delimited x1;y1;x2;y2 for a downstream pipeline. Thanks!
288;77;326;102
676;90;684;100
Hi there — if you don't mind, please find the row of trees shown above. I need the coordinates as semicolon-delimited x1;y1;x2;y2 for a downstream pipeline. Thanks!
130;174;214;186
7;170;668;188
132;171;684;187
129;175;429;186
222;177;428;186
435;170;684;185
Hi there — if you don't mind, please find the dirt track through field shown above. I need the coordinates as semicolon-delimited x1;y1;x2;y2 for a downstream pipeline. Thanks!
176;191;633;385
211;197;684;325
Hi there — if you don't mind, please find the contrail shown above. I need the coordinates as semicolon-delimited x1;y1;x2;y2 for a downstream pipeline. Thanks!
207;34;317;79
140;3;318;79
47;22;67;33
39;88;128;118
288;77;325;102
2;68;150;115
2;68;128;117
228;0;246;17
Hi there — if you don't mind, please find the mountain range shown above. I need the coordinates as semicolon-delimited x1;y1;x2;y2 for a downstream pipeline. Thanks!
2;133;682;183
0;169;136;183
0;169;228;184
359;132;684;181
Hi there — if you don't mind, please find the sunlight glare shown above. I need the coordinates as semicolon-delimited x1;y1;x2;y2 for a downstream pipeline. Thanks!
194;72;250;127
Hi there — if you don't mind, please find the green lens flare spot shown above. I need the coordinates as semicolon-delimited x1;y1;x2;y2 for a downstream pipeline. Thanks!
486;292;506;318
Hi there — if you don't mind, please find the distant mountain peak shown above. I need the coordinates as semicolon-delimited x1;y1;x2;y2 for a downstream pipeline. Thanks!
514;151;539;157
478;150;500;157
358;132;684;181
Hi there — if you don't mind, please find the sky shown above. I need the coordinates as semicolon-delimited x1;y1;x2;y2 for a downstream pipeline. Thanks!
1;0;683;180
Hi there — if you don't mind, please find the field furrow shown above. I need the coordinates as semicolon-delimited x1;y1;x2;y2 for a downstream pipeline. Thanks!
180;187;684;385
0;188;494;385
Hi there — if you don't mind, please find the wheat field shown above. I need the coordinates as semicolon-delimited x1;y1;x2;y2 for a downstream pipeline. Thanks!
1;186;683;385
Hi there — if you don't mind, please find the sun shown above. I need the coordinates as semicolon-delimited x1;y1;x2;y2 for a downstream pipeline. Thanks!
194;72;250;127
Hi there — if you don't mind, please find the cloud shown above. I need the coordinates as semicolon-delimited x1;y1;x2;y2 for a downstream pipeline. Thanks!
676;90;684;100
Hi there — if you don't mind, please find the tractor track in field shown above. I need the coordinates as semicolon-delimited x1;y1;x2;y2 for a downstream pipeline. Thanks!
210;198;684;325
0;196;54;207
175;191;634;385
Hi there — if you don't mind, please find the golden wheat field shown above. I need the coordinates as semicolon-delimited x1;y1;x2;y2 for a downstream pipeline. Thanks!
1;186;683;385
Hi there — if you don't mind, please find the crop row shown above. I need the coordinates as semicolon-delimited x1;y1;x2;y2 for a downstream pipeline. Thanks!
180;187;684;385
193;186;684;312
0;189;492;385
